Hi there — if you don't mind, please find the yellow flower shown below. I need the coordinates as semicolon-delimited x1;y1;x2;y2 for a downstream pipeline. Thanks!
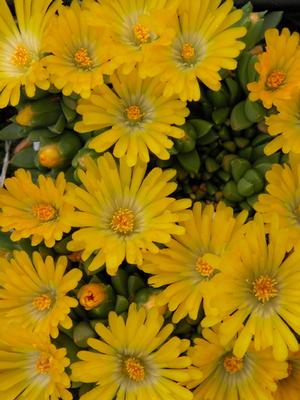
188;327;288;400
274;351;300;400
248;28;300;109
83;0;177;75
44;1;118;99
75;70;188;166
0;0;58;108
78;283;107;310
66;152;191;275
71;304;202;400
0;169;73;247
264;90;300;155
141;202;247;323
202;216;300;361
140;0;246;101
0;250;82;338
254;153;300;245
0;326;71;400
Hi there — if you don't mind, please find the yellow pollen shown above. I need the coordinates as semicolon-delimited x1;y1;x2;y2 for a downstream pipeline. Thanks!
110;208;135;234
124;357;145;381
253;275;278;303
126;105;143;121
133;23;150;43
74;48;92;68
11;45;31;67
195;257;214;277
36;352;52;374
33;203;57;222
181;43;195;61
32;294;52;311
266;70;286;89
223;355;243;374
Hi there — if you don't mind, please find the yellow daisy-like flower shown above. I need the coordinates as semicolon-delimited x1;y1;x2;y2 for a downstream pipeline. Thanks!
66;152;191;275
140;0;246;101
71;304;202;400
44;1;118;99
188;327;288;400
0;251;82;338
202;216;300;361
248;28;300;109
0;169;73;248
264;90;300;155
274;351;300;400
75;71;188;165
254;153;300;244
0;0;58;108
0;326;71;400
141;202;247;323
83;0;177;75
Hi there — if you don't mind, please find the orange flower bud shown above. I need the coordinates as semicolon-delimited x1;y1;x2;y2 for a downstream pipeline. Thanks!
78;283;107;311
38;144;64;168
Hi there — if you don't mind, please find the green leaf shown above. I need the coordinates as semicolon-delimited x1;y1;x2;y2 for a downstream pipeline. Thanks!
10;147;36;168
177;149;201;174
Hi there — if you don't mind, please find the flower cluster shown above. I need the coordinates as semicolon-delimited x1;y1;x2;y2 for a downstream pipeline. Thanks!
0;0;300;399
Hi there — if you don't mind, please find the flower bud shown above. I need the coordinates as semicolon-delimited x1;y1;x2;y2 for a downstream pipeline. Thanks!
38;144;65;168
78;283;107;311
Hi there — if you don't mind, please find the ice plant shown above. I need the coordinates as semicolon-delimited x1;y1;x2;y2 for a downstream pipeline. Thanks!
75;70;189;166
140;0;246;101
264;90;300;155
248;28;300;109
141;202;247;323
0;0;58;107
202;216;300;361
255;153;300;245
188;327;288;400
0;251;82;338
0;169;73;247
45;1;118;98
71;304;202;400
83;0;177;75
78;283;107;310
274;351;300;400
66;152;191;275
0;327;71;400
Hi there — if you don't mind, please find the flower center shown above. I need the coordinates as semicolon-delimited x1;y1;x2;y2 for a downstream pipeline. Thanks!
36;352;52;374
32;294;52;311
266;70;286;89
181;43;195;61
126;105;143;121
223;355;243;374
252;275;278;303
33;203;57;222
195;256;214;277
74;48;92;68
11;44;31;67
124;357;145;381
110;208;135;234
133;23;150;44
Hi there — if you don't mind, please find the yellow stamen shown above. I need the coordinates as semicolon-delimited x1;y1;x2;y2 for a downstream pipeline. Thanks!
36;352;52;374
181;43;195;61
32;294;52;311
110;208;135;234
195;257;214;277
266;70;286;89
74;48;92;68
133;23;150;44
78;283;107;311
33;203;57;222
124;357;145;381
252;275;278;303
223;355;243;373
126;105;143;121
11;45;31;67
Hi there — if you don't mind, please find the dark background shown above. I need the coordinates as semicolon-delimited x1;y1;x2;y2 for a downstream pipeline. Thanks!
233;0;300;32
